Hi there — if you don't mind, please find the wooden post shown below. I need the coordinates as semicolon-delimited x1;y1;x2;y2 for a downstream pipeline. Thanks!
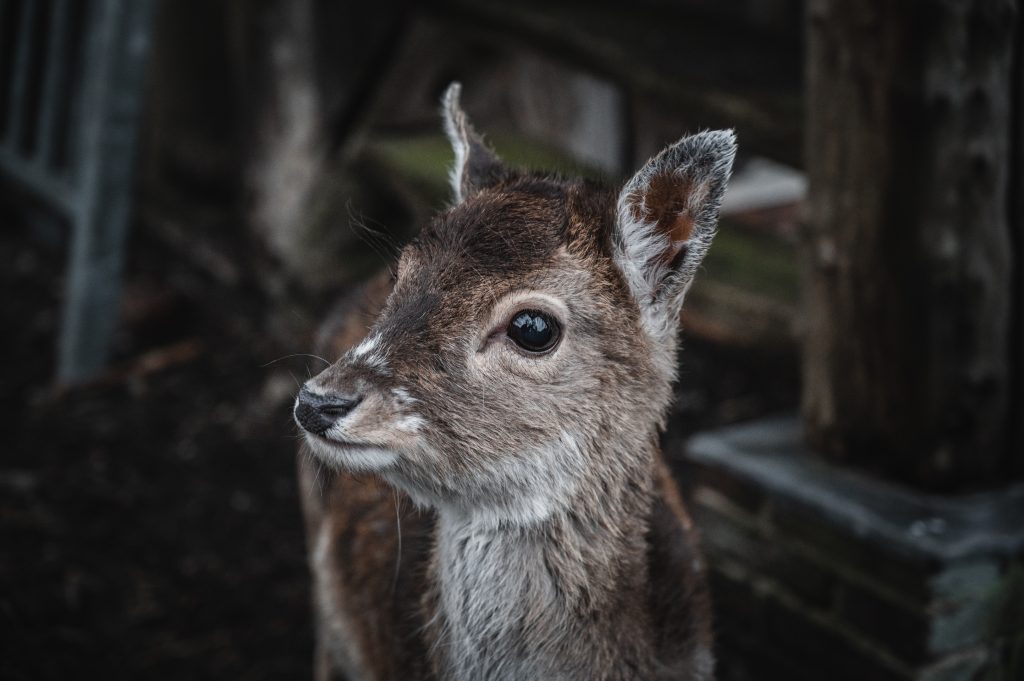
802;0;1020;488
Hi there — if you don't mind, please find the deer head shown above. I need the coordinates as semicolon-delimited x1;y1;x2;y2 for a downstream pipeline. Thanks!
295;83;735;526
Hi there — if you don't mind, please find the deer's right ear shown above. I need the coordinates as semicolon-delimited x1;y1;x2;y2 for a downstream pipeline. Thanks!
441;82;507;203
613;130;736;341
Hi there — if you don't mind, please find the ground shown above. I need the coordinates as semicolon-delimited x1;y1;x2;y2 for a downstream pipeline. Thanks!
0;218;797;680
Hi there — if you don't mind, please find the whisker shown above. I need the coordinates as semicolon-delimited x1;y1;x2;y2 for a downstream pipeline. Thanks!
262;353;331;368
391;488;403;596
347;202;399;278
349;203;401;255
314;455;325;497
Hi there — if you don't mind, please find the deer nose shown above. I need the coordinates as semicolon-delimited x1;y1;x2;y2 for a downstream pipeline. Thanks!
294;385;362;436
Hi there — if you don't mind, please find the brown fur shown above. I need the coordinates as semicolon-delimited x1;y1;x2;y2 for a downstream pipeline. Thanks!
299;271;712;681
294;87;734;681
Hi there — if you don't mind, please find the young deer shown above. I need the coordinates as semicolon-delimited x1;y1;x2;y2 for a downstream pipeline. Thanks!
294;83;736;681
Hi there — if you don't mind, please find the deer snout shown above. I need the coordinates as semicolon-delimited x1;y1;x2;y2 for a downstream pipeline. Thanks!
294;385;362;436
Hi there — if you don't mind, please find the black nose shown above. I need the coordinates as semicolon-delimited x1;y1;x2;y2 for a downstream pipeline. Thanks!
294;386;362;436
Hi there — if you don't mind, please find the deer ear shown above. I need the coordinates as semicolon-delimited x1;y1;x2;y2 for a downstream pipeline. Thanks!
614;130;736;335
441;82;507;203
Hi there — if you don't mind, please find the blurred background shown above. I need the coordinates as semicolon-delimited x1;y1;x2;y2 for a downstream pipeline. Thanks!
1;1;1021;679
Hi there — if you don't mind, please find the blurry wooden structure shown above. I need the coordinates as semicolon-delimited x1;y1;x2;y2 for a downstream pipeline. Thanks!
0;0;155;383
432;0;804;166
685;1;1023;680
803;0;1023;489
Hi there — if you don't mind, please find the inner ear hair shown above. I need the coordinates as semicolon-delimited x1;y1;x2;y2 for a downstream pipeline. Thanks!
631;171;707;265
615;129;737;310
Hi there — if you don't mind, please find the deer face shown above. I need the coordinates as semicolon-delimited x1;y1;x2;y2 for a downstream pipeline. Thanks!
295;84;735;525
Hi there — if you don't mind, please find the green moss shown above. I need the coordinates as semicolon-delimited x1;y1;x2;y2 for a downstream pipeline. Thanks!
367;135;452;200
365;132;608;205
701;222;799;304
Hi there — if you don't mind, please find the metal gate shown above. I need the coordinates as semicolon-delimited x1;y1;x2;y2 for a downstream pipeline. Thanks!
0;0;155;384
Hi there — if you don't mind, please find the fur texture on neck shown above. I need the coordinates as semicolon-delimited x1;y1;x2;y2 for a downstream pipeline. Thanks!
424;435;661;681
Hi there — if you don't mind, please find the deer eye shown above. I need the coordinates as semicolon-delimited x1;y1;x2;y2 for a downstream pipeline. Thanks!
507;310;560;353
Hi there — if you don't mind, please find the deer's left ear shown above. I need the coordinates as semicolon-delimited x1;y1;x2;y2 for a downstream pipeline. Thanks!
614;130;736;336
441;83;507;203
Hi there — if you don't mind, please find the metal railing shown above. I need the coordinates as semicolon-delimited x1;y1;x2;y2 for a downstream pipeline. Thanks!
0;0;155;384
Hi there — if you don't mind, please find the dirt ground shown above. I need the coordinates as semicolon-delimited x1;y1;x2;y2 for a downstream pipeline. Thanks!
1;219;797;680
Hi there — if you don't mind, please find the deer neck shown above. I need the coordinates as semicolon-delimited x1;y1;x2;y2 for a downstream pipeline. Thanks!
427;435;658;680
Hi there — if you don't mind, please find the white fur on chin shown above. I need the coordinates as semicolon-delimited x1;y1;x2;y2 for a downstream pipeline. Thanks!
303;433;399;471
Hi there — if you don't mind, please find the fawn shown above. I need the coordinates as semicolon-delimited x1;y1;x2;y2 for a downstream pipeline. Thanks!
294;83;736;681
